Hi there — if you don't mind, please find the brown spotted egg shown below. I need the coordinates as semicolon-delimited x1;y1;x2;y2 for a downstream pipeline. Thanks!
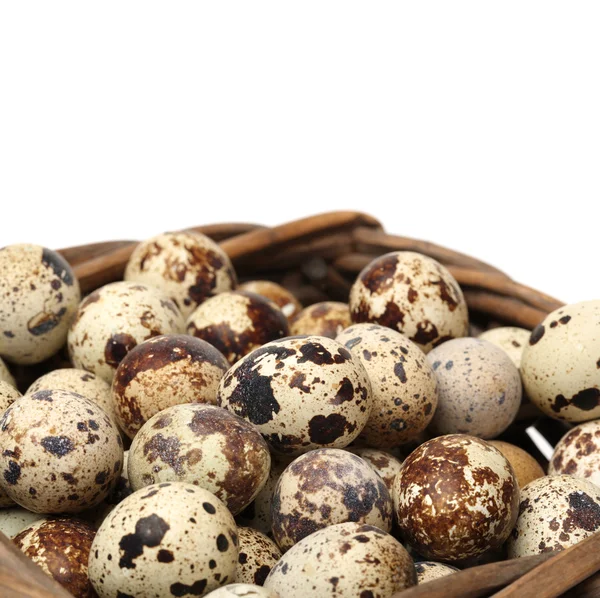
218;336;372;455
236;527;282;586
88;482;239;598
265;522;416;597
27;367;117;426
271;448;393;551
489;441;545;488
68;281;185;383
205;585;280;597
124;231;237;318
0;389;123;513
239;280;302;320
0;506;43;538
521;300;600;422
394;434;519;562
337;323;438;446
549;421;600;486
0;357;16;387
507;475;600;558
349;448;403;493
186;291;290;365
414;561;459;584
290;302;352;339
478;326;531;369
427;338;522;439
14;517;97;598
0;244;81;365
0;380;21;413
111;334;229;438
349;251;469;353
128;404;270;515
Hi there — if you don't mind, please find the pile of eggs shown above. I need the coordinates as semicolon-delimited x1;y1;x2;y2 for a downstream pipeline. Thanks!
0;234;599;598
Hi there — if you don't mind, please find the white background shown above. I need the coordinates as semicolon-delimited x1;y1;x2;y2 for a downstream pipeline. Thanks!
1;2;598;305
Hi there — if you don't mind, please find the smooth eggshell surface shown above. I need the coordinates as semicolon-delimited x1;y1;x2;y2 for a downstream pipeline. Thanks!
415;561;459;584
290;302;352;339
478;326;530;369
348;447;403;492
236;527;282;586
0;357;16;387
0;506;44;539
239;281;302;320
488;441;545;488
0;380;21;414
205;584;280;597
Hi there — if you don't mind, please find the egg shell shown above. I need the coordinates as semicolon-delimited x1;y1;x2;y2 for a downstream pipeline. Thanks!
478;326;530;369
521;301;600;422
218;335;372;455
0;245;81;365
290;302;351;339
124;231;237;318
427;338;522;439
27;367;117;426
0;380;21;414
236;527;282;586
128;404;270;515
394;434;519;562
348;447;403;492
0;357;16;387
349;251;469;353
271;448;393;551
205;584;280;597
265;522;416;597
415;561;459;584
489;441;545;488
0;389;124;513
186;291;290;365
68;281;185;383
549;421;600;486
507;475;600;558
337;323;438;446
239;281;302;320
14;517;97;598
88;482;239;598
0;506;44;538
111;334;229;438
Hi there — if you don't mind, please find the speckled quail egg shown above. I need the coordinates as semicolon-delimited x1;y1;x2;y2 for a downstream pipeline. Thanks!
394;434;519;562
271;448;392;551
88;482;239;598
14;517;97;598
0;380;21;413
415;561;459;584
507;475;600;558
0;506;43;538
68;281;185;383
128;404;270;515
478;326;531;369
349;448;403;492
0;357;16;387
337;323;438;446
236;456;292;535
239;281;302;320
218;336;372;455
124;231;237;318
112;334;229;438
236;527;282;586
290;302;352;339
265;522;416;597
349;251;469;353
549;421;600;486
427;338;522;439
27;367;117;425
0;244;81;365
205;585;280;597
0;389;123;513
187;291;290;365
489;441;545;488
521;301;600;422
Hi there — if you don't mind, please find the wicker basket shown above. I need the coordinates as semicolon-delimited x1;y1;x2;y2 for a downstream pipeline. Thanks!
1;211;598;598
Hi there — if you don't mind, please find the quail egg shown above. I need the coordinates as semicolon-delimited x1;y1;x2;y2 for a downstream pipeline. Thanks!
290;302;351;339
478;326;530;369
239;281;302;320
415;561;459;584
488;440;545;488
549;421;600;486
236;527;282;586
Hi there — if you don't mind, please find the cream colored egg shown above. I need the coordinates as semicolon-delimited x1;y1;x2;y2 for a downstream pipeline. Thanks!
337;323;438;446
0;245;81;365
0;506;43;538
205;585;280;597
521;301;600;422
291;302;351;339
236;527;282;586
507;475;600;558
349;251;469;353
0;380;21;413
349;447;403;492
218;336;372;455
0;357;16;387
265;522;416;597
549;421;600;486
68;281;185;383
415;561;459;584
478;326;530;369
239;281;302;320
89;482;239;598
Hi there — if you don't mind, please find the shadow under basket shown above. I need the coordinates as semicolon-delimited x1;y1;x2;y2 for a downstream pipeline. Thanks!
1;211;599;598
